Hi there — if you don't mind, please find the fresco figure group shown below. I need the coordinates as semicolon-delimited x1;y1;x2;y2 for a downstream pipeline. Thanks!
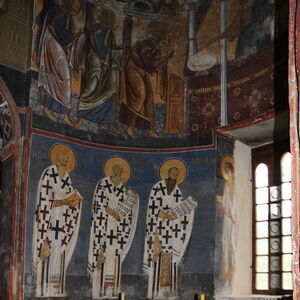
33;0;180;138
33;144;197;299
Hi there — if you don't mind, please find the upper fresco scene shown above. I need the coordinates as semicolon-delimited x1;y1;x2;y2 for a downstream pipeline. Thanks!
29;0;287;148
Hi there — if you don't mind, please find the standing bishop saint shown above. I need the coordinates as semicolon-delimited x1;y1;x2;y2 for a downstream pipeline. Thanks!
32;144;83;297
143;159;197;299
88;157;139;299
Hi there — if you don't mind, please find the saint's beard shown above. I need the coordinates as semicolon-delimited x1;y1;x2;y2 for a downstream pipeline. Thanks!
166;177;177;195
111;174;121;186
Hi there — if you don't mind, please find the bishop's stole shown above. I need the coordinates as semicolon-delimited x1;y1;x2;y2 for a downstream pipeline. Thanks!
32;164;82;297
143;179;197;299
88;176;139;299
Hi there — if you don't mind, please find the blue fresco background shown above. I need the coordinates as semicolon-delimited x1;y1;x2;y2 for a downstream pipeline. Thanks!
25;133;217;277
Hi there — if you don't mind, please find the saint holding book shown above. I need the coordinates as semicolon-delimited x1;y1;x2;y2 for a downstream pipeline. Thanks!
32;144;83;297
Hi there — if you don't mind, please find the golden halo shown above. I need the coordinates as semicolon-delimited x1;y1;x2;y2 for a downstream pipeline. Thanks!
104;157;132;184
50;144;76;174
220;155;234;180
159;158;187;186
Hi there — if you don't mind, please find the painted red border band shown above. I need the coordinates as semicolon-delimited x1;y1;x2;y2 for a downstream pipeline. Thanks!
31;128;216;153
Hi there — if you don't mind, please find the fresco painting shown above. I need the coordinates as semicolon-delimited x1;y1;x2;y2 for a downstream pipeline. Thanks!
29;0;285;146
88;157;139;299
216;155;236;282
143;158;197;299
31;0;187;141
0;93;13;148
32;144;83;297
25;133;217;299
22;0;289;297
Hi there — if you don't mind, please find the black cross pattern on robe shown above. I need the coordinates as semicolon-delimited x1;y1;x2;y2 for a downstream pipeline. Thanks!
95;231;102;244
103;180;113;194
181;233;186;243
39;205;50;220
65;219;74;233
96;185;102;193
119;218;128;232
107;230;117;245
96;212;106;226
181;216;189;230
157;222;166;235
61;235;68;246
128;212;132;223
153;183;166;196
162;230;172;244
49;167;59;184
174;190;181;203
61;177;71;189
115;186;124;197
163;205;171;210
63;209;71;223
37;243;43;256
172;223;181;238
38;223;48;239
117;236;126;249
147;235;154;248
93;240;98;251
69;205;77;214
39;192;47;206
42;180;52;196
68;231;74;242
157;197;163;207
97;190;106;204
102;241;107;251
35;208;39;222
93;205;100;215
147;218;156;232
149;201;159;215
93;250;100;263
74;212;80;223
42;170;49;180
51;220;64;239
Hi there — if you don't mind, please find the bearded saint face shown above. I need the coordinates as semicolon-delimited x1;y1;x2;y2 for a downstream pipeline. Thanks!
111;164;123;186
57;153;69;168
166;167;179;195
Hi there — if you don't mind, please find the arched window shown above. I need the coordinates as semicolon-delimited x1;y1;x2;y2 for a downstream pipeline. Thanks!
280;152;292;290
252;143;293;295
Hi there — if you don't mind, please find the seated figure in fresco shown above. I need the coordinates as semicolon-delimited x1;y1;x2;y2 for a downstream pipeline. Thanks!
35;0;87;127
88;158;139;299
78;2;124;134
32;144;83;297
143;159;197;299
119;38;173;139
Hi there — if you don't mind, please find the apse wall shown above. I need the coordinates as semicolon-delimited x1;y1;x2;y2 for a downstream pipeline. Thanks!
0;0;289;299
24;131;217;299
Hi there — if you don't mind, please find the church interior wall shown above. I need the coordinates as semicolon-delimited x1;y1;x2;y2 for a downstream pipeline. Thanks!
24;132;217;299
0;0;292;298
